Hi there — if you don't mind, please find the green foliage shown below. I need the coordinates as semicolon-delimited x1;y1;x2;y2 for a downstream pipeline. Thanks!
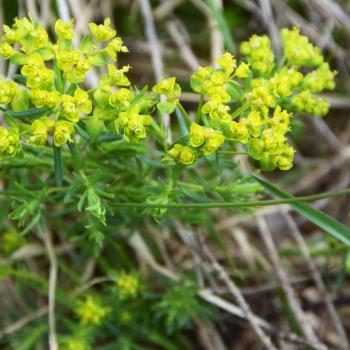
155;281;209;334
0;14;347;350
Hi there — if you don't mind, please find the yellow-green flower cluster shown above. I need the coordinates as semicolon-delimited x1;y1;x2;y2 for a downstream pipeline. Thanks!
292;90;330;116
269;68;303;98
27;116;75;147
55;19;75;40
2;17;50;55
153;77;181;113
191;53;238;122
89;18;116;42
281;27;323;67
75;296;110;326
116;272;140;300
189;123;225;155
115;105;152;142
302;63;336;93
61;89;92;122
179;28;336;170
240;34;274;75
31;89;61;109
246;107;294;170
168;144;196;165
0;79;17;105
53;120;75;147
153;77;181;103
100;64;131;87
56;50;91;84
0;17;337;174
0;126;20;156
109;88;134;108
28;117;54;146
21;54;54;89
61;338;90;350
0;16;133;151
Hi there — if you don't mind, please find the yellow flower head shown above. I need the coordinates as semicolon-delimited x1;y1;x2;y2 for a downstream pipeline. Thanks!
0;42;15;59
29;118;50;146
216;52;236;74
192;66;213;82
62;95;79;122
240;34;274;74
203;129;225;155
281;27;323;67
2;24;19;44
105;37;128;61
302;63;336;93
75;296;110;326
235;62;250;78
65;58;92;83
189;123;206;148
245;110;262;137
55;19;75;39
57;50;82;72
61;338;90;350
153;77;181;103
202;98;231;120
89;18;116;42
0;126;20;156
109;88;134;107
228;121;249;143
74;89;92;114
0;80;17;105
31;89;61;109
116;105;152;141
54;120;74;147
168;144;196;165
268;106;292;133
103;64;131;86
116;272;140;300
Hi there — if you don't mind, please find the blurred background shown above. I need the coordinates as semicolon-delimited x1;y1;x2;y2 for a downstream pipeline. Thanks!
1;0;350;349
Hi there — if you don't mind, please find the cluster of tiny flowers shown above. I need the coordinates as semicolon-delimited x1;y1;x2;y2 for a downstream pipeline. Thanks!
0;16;132;152
75;296;110;325
168;27;336;170
0;125;20;156
0;17;336;171
61;338;90;350
116;272;140;300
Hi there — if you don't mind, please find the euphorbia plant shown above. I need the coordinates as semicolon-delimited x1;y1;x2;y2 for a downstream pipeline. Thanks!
1;15;350;350
0;15;346;242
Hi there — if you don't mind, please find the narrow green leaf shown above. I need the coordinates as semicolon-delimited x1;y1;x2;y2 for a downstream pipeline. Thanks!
14;74;27;85
205;0;236;53
5;106;49;119
253;175;350;247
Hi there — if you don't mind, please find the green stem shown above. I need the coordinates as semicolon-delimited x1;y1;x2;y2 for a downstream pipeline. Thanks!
54;62;66;93
231;103;250;119
195;94;204;123
53;146;63;186
176;181;203;191
68;142;82;170
111;187;350;209
177;102;192;126
219;150;249;156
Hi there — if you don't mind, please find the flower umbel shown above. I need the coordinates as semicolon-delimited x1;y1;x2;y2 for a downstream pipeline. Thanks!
0;17;336;174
